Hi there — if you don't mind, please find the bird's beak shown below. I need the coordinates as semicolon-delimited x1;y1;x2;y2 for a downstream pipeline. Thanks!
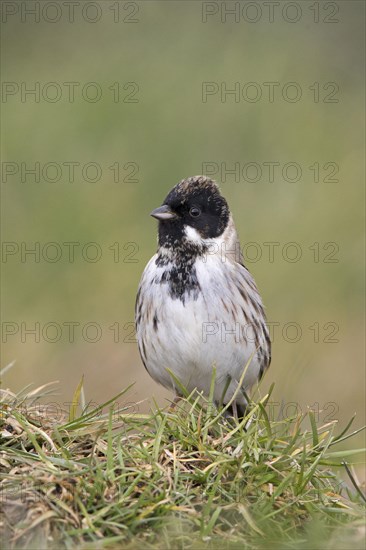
150;205;177;221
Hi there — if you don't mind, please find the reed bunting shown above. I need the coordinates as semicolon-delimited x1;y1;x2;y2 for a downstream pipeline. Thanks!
135;176;271;416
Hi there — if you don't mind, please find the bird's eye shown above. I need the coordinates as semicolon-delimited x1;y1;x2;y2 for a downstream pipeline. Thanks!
189;206;201;218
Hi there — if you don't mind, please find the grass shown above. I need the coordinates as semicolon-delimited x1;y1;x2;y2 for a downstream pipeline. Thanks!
0;373;365;550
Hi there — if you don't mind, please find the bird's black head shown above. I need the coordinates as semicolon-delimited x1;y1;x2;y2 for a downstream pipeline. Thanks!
151;176;230;250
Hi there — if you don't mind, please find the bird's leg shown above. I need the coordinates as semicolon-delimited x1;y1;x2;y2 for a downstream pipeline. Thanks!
231;401;239;421
168;395;182;412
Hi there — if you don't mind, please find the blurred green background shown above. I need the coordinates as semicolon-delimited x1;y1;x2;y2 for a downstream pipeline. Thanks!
1;2;365;467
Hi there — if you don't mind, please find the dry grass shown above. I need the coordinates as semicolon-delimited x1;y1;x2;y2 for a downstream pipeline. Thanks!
0;376;365;549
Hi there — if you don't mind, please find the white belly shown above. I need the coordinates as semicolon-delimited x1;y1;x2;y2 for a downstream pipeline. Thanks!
136;255;265;406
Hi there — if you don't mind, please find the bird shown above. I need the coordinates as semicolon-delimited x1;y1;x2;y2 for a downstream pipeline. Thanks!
135;175;271;417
